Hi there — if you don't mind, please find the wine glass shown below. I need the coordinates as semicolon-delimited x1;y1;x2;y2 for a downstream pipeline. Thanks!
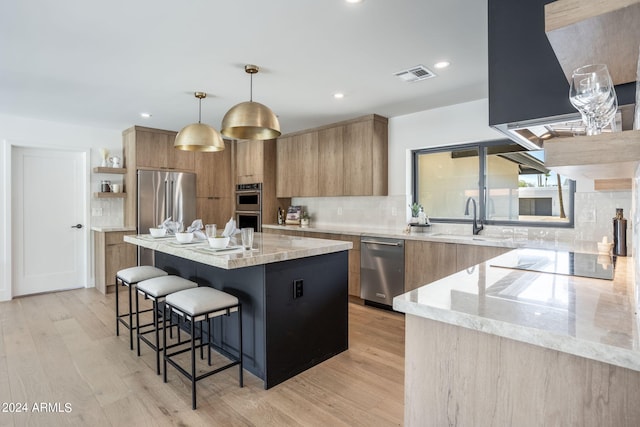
569;64;616;135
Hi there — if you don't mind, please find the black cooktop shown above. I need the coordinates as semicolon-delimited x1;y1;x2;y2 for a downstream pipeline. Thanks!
491;249;615;280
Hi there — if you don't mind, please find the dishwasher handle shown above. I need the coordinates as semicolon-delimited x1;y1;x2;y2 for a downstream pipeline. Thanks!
361;240;403;247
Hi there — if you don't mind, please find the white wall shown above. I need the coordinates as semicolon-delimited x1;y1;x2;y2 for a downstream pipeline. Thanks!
0;113;122;301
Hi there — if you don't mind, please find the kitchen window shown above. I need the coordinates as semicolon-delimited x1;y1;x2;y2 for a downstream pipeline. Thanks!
412;140;575;227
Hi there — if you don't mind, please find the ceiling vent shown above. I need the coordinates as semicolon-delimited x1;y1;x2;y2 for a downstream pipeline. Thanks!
393;65;436;82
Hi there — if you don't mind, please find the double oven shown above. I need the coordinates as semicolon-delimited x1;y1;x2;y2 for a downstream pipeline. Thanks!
235;183;262;231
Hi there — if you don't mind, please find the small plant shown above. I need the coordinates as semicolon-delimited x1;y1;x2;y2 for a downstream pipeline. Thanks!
302;211;310;220
409;203;422;218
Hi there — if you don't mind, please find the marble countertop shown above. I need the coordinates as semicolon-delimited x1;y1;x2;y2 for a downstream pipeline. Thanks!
263;224;596;252
91;226;137;232
124;233;352;270
393;248;640;372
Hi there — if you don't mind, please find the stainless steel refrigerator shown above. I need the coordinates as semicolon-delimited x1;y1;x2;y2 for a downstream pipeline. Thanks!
137;169;196;265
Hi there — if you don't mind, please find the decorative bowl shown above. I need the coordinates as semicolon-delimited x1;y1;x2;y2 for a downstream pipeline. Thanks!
175;232;194;243
208;236;230;249
149;228;167;238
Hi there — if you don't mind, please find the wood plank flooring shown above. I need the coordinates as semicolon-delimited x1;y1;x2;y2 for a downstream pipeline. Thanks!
0;289;404;426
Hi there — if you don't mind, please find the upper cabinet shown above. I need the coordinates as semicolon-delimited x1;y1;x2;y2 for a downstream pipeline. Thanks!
125;126;194;171
545;0;640;86
277;132;319;197
276;114;388;198
196;140;232;198
236;139;264;185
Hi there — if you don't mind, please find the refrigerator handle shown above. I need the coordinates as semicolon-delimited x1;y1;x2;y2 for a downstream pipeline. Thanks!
170;180;175;222
164;179;170;220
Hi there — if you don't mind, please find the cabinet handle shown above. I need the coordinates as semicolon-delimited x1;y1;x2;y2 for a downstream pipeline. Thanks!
361;240;402;247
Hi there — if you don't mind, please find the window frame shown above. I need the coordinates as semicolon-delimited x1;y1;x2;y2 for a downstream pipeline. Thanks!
411;139;575;228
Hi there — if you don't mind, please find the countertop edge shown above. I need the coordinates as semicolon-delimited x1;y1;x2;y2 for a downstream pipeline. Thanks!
263;224;519;249
124;234;353;270
393;296;640;372
91;226;137;232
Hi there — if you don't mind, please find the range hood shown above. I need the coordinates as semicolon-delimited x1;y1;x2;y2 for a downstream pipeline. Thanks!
492;104;636;151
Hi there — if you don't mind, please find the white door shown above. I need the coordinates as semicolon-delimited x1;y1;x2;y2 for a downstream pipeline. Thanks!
12;147;87;296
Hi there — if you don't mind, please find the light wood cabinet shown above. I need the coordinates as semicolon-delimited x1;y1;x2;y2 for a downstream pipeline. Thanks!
276;132;319;197
343;117;388;196
317;126;344;196
404;240;509;291
236;139;264;185
455;244;509;271
127;127;194;171
276;114;387;197
194;140;234;226
94;230;136;294
196;141;232;198
196;197;233;226
404;241;458;292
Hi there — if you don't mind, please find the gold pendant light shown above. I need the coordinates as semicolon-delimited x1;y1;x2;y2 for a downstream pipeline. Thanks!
221;65;281;140
174;92;225;152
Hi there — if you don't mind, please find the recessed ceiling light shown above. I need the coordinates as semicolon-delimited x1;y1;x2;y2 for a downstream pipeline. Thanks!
346;0;363;3
333;92;345;99
434;61;451;69
140;112;152;118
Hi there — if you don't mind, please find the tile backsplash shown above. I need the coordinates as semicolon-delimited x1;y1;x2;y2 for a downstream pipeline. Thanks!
293;190;633;254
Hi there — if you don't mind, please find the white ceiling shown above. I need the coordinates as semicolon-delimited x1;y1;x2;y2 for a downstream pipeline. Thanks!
0;0;488;135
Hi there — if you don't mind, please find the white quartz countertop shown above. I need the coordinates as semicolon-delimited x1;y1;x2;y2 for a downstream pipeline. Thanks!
393;249;640;372
124;233;352;270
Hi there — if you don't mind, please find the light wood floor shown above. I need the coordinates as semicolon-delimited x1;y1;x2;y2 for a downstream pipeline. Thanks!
0;289;404;426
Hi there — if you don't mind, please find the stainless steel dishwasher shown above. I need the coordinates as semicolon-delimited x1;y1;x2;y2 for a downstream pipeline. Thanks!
360;236;405;310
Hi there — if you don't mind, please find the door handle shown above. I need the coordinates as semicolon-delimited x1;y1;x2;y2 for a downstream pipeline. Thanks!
70;224;83;229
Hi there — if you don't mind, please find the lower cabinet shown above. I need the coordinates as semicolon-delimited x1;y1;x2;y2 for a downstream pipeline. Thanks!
263;228;361;297
405;241;458;292
94;230;137;294
456;244;509;271
404;240;510;292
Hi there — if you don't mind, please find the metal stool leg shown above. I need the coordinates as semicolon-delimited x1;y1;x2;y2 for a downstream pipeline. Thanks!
128;283;134;350
115;275;120;336
191;318;197;410
239;305;243;388
135;288;141;357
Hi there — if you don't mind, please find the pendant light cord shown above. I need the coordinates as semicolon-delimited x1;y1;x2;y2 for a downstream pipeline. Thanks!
198;97;202;124
250;72;253;102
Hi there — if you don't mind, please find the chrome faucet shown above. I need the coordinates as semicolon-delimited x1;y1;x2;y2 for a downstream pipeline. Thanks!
464;197;484;235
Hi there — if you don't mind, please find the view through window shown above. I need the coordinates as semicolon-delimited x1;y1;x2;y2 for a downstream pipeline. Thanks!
412;141;574;227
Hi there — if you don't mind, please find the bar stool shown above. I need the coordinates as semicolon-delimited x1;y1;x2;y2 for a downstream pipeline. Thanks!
135;275;198;375
115;266;168;350
163;287;243;410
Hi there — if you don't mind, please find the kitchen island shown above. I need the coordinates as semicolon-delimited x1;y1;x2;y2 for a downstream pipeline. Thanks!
125;233;352;389
394;249;640;427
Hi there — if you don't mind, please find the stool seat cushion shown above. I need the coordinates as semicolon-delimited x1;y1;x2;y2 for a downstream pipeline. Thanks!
117;266;167;284
137;276;198;298
166;287;239;316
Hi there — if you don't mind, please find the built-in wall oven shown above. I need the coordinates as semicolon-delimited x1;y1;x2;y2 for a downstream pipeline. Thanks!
235;183;262;231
